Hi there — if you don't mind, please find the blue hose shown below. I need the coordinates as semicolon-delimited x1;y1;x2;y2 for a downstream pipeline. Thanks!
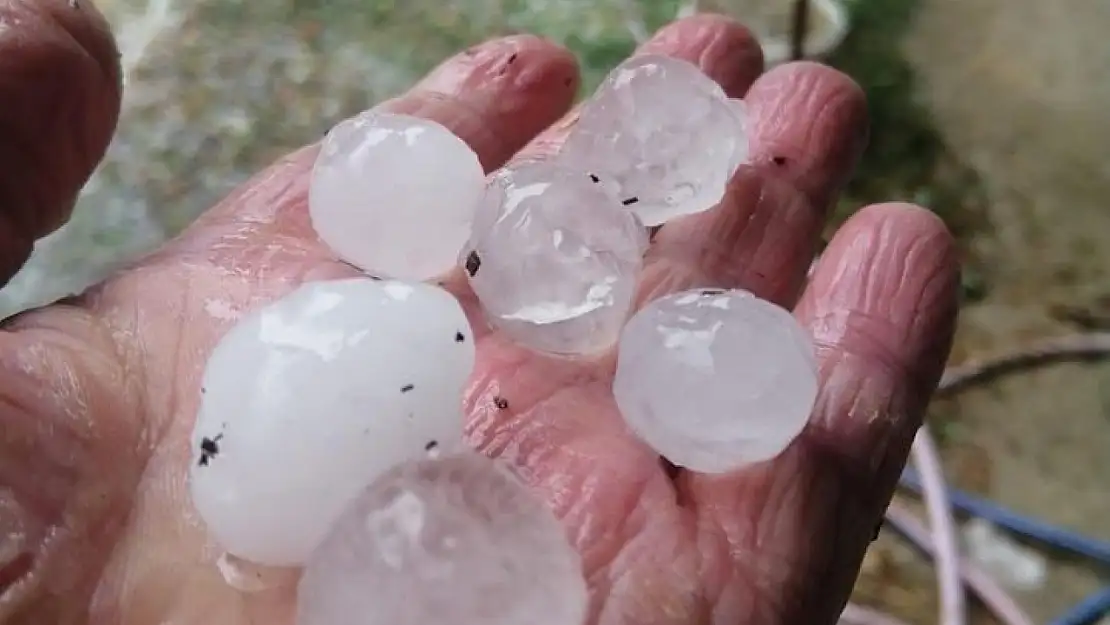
900;469;1110;565
1048;587;1110;625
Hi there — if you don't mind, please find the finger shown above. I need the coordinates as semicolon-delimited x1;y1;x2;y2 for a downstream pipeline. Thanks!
187;35;579;247
637;62;868;311
0;0;122;286
519;14;765;159
381;35;580;173
685;204;959;624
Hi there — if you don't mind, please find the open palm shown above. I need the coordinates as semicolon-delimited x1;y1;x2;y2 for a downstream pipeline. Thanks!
0;5;958;625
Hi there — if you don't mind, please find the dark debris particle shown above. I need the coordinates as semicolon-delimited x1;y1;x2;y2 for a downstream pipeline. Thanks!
699;288;726;296
401;384;415;393
621;196;640;206
200;386;207;394
425;440;439;451
493;396;509;410
465;250;481;277
771;156;787;166
507;53;518;64
588;173;600;183
198;434;224;467
455;331;466;343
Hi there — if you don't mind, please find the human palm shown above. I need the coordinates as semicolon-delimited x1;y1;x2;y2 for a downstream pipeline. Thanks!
0;4;959;625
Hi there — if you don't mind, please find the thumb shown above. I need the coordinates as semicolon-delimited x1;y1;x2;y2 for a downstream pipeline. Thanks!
0;0;122;286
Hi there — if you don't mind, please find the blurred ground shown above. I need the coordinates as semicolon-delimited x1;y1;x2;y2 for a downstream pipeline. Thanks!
855;0;1110;622
2;0;1107;622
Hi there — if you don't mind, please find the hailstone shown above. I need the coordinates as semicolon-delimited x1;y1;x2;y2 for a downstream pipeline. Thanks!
310;111;486;281
612;288;818;473
297;453;588;625
462;159;649;356
189;278;476;566
559;55;749;227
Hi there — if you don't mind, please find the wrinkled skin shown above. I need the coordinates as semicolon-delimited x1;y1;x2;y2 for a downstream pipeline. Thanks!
0;3;959;625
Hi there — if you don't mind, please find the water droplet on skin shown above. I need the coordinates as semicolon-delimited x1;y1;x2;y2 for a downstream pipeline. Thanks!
216;552;299;593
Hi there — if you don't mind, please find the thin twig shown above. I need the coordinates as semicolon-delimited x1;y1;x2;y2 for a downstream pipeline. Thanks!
1049;296;1110;330
883;330;1110;625
937;331;1110;395
790;0;810;61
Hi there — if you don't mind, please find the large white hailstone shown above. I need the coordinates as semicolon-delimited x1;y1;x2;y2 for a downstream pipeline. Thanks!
309;111;486;281
613;288;818;473
296;453;588;625
559;55;749;227
462;159;648;357
189;278;476;566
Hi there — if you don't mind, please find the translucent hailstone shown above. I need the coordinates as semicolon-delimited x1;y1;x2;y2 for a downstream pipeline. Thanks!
297;452;588;625
309;111;486;281
462;159;649;356
559;55;749;227
613;288;818;473
189;278;476;566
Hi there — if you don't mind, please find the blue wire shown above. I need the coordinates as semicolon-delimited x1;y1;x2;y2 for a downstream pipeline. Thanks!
899;469;1110;565
1048;587;1110;625
900;468;1110;624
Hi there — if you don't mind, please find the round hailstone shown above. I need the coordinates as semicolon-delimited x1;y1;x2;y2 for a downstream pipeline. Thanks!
189;277;476;566
558;55;749;227
297;452;588;625
612;288;818;473
309;111;486;281
462;159;649;356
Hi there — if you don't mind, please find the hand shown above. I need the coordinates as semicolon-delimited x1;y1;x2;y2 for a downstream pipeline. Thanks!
0;4;959;625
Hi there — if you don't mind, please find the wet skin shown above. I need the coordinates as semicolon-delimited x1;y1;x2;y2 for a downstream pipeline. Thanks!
0;3;958;624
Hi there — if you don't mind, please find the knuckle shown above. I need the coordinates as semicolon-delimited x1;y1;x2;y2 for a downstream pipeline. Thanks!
0;0;122;239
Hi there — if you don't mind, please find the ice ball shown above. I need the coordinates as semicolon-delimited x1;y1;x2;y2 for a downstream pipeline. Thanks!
297;453;588;625
613;288;818;473
310;112;486;281
189;278;476;566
